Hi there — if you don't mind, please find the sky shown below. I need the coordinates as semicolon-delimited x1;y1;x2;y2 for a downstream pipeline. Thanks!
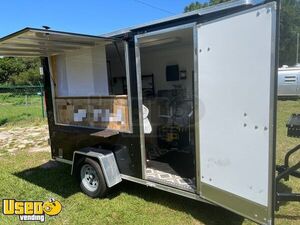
0;0;207;37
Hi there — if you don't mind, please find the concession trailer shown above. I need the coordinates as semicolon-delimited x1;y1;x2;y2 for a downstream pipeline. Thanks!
2;0;297;224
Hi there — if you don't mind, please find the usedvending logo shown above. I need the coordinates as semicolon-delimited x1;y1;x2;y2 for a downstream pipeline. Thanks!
2;198;62;222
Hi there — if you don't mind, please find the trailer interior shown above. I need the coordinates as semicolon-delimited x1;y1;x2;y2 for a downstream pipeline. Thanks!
137;26;196;191
50;39;132;133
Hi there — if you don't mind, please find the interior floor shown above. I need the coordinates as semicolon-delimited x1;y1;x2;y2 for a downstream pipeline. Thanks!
146;151;196;192
146;163;196;192
139;27;196;191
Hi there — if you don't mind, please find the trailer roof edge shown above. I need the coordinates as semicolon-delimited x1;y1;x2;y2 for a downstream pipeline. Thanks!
101;0;263;37
0;27;118;43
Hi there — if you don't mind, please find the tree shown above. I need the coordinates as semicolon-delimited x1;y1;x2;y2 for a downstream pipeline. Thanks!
184;0;229;12
279;0;300;66
184;0;300;66
0;58;26;84
9;68;41;86
0;57;41;85
184;1;209;12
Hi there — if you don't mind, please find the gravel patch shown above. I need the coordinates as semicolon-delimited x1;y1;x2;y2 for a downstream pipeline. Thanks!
0;125;49;155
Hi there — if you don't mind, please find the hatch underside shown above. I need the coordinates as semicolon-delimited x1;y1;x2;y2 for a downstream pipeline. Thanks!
0;28;115;57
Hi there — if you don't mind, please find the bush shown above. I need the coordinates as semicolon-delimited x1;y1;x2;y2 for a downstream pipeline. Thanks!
0;57;41;85
9;68;41;86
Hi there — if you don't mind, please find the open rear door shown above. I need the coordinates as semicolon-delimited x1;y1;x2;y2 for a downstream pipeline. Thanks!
197;2;277;224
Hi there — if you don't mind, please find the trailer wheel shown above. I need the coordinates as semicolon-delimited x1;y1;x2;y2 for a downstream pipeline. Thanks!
77;157;107;198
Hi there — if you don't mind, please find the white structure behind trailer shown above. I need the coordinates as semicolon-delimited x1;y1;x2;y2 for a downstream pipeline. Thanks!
278;66;300;97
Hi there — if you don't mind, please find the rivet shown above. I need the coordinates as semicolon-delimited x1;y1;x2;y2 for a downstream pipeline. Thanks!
264;126;268;131
244;113;247;117
207;47;210;51
267;8;270;13
256;12;260;17
199;49;202;53
255;126;258;129
243;123;247;127
209;178;212;181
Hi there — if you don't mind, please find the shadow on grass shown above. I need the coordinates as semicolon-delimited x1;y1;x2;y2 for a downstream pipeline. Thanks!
112;181;244;225
276;214;300;220
14;161;245;225
112;181;245;225
0;118;8;126
275;181;300;221
14;161;79;198
278;97;300;101
276;181;294;208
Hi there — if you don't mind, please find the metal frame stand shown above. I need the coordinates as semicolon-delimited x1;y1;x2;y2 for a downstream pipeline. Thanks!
275;114;300;210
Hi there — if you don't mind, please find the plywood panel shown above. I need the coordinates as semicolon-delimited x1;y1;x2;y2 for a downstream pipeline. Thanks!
55;96;130;132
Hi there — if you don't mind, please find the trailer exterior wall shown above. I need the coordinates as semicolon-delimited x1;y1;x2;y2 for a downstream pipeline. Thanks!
42;41;144;178
41;0;252;181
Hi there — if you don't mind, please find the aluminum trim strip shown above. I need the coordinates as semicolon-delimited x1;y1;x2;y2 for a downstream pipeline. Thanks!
121;174;211;203
54;157;72;165
201;183;269;224
102;0;260;37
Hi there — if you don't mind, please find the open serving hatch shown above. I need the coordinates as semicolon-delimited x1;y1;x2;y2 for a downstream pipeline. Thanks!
0;28;132;134
0;28;115;57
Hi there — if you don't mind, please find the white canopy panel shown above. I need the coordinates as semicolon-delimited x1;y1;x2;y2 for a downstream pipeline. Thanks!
0;28;116;57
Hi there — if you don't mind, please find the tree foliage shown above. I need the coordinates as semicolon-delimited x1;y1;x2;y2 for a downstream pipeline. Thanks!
0;57;41;85
184;1;209;12
280;0;300;66
184;0;300;66
184;0;229;12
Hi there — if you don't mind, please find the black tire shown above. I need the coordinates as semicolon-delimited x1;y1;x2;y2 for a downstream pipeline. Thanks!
77;157;108;198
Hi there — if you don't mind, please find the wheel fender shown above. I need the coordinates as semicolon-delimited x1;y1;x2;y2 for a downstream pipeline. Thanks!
72;147;122;188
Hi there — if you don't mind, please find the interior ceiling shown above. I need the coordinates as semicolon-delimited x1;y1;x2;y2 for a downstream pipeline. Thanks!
139;28;193;50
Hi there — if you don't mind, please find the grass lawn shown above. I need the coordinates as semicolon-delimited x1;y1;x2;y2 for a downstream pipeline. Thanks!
0;99;299;225
0;93;46;126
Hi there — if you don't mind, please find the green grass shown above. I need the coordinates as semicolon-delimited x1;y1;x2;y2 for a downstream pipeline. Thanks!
276;100;300;165
273;100;300;225
0;93;45;126
0;151;249;225
0;100;299;225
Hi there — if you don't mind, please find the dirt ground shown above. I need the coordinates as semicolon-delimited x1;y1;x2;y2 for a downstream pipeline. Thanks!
0;125;50;156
